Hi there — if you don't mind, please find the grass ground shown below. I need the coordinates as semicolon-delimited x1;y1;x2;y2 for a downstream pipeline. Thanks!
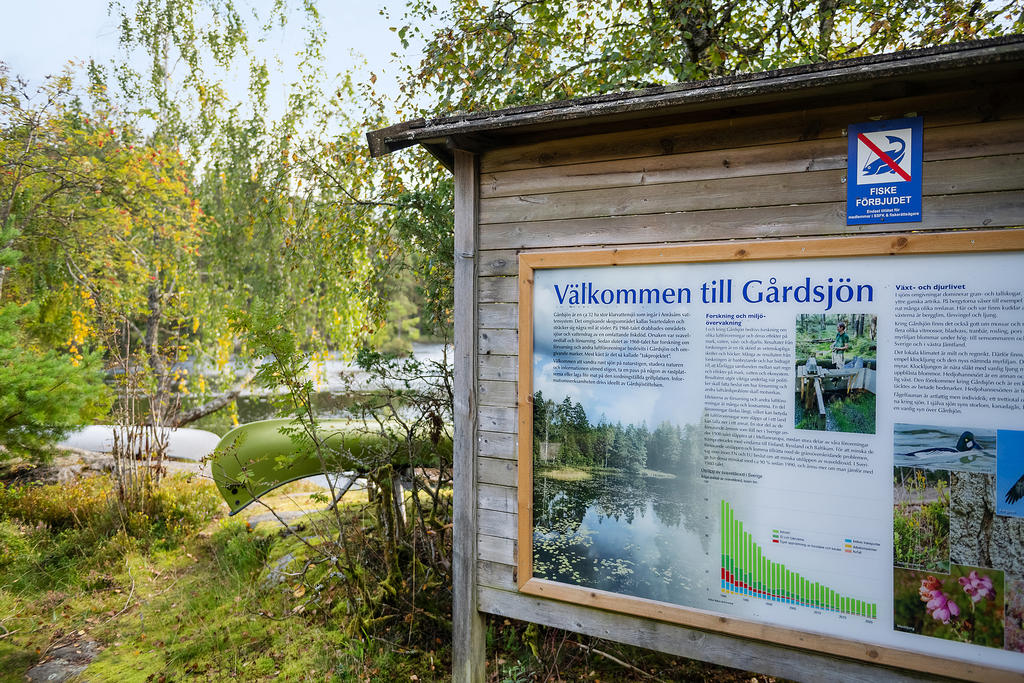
795;391;875;434
828;392;876;434
535;466;593;482
0;471;776;682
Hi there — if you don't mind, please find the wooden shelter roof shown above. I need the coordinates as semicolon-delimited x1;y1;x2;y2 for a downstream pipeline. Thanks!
366;35;1024;170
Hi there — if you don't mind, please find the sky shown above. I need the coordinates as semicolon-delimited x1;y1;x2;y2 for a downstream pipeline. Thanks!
0;0;431;110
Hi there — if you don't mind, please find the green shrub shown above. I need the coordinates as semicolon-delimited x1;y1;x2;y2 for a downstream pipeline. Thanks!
0;473;223;541
0;476;112;529
150;474;225;538
0;296;111;463
0;520;32;571
211;517;270;574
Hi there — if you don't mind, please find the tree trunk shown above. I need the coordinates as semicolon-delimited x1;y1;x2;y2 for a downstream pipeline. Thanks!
144;278;168;422
817;0;839;61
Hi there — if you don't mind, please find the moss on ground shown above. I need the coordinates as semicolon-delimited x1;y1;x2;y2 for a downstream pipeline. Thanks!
0;473;772;682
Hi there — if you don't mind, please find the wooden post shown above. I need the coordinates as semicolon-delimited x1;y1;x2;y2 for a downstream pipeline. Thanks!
453;149;486;682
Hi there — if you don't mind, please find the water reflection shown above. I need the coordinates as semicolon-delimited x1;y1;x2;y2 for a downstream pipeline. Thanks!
533;470;710;606
130;342;452;437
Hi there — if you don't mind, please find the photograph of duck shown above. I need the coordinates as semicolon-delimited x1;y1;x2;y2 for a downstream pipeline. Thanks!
794;314;877;434
996;430;1024;518
893;424;996;473
904;431;982;455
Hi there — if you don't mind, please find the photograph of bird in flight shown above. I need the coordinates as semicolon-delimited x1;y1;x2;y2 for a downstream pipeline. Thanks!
997;430;1024;518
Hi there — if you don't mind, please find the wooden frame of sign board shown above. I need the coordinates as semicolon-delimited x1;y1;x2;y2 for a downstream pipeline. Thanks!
516;229;1024;683
365;36;1024;683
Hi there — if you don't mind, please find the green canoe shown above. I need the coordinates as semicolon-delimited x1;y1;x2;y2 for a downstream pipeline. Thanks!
211;418;450;515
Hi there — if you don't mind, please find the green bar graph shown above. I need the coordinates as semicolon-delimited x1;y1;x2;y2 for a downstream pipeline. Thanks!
719;501;876;618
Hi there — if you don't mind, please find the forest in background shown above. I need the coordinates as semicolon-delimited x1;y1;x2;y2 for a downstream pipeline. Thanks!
533;392;698;476
3;1;1023;680
3;0;1018;461
795;313;878;363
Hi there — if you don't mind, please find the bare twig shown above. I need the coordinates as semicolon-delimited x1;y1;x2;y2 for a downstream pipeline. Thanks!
107;560;137;622
571;640;666;682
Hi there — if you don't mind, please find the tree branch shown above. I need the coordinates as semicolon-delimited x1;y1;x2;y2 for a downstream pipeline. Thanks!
168;368;257;427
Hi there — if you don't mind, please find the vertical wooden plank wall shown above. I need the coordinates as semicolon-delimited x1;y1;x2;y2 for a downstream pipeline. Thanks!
471;82;1024;681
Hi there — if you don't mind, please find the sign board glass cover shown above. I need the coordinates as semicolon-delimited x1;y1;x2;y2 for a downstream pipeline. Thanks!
519;235;1024;676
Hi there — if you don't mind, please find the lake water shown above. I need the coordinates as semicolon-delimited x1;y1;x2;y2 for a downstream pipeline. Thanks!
178;342;451;435
60;425;221;461
68;343;449;492
533;469;711;606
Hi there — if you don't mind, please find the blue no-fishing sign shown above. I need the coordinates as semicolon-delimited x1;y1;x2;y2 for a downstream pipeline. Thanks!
847;116;922;225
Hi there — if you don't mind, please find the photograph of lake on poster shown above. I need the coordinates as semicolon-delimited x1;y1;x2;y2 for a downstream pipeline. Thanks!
531;392;710;606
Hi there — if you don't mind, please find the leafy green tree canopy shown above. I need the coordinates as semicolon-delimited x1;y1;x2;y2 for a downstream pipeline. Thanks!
398;0;1024;112
0;223;109;461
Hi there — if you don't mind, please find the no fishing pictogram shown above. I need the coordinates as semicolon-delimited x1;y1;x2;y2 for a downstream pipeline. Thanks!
847;117;922;225
857;131;912;182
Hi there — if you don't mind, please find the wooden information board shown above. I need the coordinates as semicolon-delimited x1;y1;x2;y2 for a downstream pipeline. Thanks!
517;230;1024;681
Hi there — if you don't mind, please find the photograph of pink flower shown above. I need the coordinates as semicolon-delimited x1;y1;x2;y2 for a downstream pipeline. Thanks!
960;570;997;605
894;565;1004;648
919;574;960;623
1006;577;1024;652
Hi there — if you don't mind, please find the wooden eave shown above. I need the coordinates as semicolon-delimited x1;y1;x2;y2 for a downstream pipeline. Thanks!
366;35;1024;171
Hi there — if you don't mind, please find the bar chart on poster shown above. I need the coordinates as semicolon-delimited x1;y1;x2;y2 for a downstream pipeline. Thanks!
720;501;879;618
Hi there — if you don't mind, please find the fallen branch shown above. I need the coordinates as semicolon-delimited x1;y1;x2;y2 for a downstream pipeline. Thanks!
571;640;665;682
169;369;257;427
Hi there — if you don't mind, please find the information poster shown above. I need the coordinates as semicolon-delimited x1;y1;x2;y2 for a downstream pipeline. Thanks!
524;245;1024;672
